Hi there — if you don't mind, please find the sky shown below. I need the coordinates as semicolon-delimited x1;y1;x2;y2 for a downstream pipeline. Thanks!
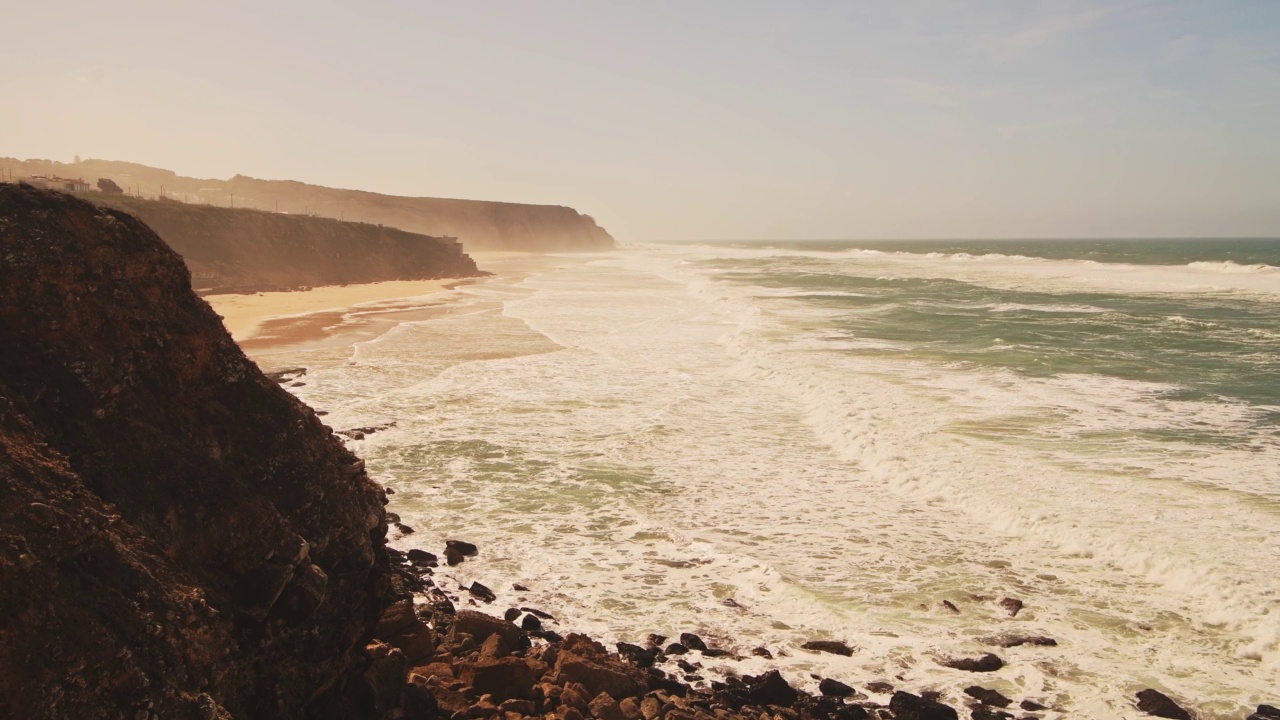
3;1;1279;241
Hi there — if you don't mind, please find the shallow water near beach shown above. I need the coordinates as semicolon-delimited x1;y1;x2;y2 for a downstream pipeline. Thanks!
263;240;1280;719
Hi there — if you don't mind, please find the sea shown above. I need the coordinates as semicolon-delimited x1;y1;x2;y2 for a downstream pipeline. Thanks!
259;239;1280;719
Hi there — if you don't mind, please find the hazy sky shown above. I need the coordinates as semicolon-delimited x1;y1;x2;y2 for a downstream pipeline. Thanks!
4;1;1279;240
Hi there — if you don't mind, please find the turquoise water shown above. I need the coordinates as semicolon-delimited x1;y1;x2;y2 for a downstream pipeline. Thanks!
722;237;1280;267
701;240;1280;432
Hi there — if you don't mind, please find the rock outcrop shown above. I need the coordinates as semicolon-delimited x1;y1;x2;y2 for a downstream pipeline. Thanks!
89;194;485;294
0;185;392;718
1;157;616;252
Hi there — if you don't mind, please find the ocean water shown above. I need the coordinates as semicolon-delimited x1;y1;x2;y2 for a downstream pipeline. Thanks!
262;240;1280;719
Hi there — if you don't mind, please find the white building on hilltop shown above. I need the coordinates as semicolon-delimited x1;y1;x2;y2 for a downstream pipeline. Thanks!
22;175;91;193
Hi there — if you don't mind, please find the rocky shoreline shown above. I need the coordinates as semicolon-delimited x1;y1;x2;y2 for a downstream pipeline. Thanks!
350;533;1278;720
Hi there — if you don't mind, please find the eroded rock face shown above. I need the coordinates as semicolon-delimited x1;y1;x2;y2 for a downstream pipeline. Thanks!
0;185;391;718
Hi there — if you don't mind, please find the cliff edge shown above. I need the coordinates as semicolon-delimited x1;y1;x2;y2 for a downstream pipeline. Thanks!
1;158;616;252
90;194;485;294
0;185;392;718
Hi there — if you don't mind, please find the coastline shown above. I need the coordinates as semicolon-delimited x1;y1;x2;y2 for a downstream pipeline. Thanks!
207;247;1271;720
205;251;543;357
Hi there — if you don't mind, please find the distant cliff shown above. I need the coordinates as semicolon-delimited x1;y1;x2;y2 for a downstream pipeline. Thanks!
90;194;484;295
1;157;616;252
0;185;393;718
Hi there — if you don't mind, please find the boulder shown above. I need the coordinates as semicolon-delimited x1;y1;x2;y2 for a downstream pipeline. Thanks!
404;674;439;720
939;653;1003;672
1019;700;1047;712
554;652;645;700
963;687;1011;708
819;678;855;697
377;600;420;637
747;670;798;707
445;547;465;566
970;706;1014;720
360;641;409;716
1135;689;1191;720
447;539;480;556
679;633;708;651
1249;706;1280;720
450;610;525;648
387;623;438;664
457;656;548;701
469;581;497;603
522;614;543;632
616;642;658;668
479;632;510;659
407;548;438;565
589;691;627;720
801;640;854;656
619;697;643;720
980;634;1056;648
997;598;1023;617
889;691;958;720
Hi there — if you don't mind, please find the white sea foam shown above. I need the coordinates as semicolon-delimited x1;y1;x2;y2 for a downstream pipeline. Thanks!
270;246;1280;720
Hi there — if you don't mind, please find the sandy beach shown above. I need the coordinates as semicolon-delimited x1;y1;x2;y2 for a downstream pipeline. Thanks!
204;251;544;356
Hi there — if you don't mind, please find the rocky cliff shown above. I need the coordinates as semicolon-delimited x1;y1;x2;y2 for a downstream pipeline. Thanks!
0;185;392;718
1;158;616;252
88;194;484;294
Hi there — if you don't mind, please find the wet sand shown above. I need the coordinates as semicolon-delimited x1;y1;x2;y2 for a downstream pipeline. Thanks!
204;252;545;356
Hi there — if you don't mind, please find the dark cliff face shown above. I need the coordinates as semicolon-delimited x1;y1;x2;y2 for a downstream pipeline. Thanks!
1;158;617;252
90;195;485;294
0;185;391;718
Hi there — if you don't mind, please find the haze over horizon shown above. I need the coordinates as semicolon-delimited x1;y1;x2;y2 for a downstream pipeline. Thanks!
4;1;1279;241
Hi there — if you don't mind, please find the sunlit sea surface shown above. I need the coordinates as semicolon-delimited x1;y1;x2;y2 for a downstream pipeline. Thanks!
265;239;1280;719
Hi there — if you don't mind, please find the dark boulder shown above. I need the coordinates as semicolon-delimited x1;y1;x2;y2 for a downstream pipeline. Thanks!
446;539;479;556
939;653;1004;672
1135;689;1191;720
963;687;1011;708
680;633;708;651
819;678;855;697
997;598;1023;617
450;610;525;648
406;548;437;566
457;656;547;701
747;670;798;707
616;642;659;668
890;691;959;720
468;581;496;603
801;640;854;656
981;634;1056;648
1249;705;1280;720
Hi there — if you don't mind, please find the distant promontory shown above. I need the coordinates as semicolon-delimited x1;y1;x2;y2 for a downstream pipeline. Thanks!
0;157;616;252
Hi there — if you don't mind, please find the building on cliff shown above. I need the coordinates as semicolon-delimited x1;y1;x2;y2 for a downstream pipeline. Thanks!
21;175;91;193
